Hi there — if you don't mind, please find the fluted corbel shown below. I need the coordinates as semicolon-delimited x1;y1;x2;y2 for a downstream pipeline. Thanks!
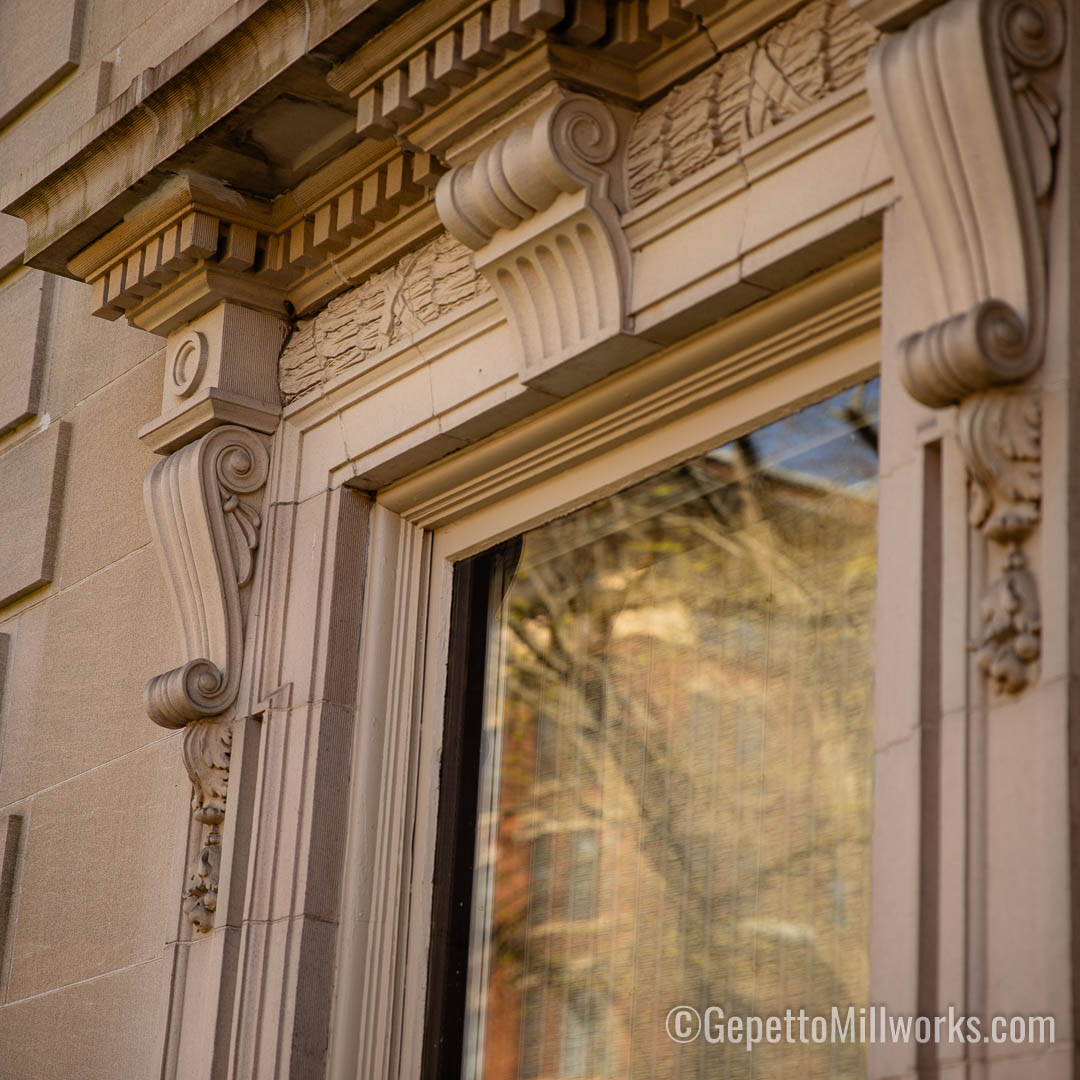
436;93;645;396
867;0;1065;693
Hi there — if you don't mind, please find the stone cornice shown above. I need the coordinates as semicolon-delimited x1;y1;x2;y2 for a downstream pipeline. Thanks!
328;0;711;159
0;0;411;275
2;0;844;298
68;152;445;334
54;0;884;353
327;0;846;162
0;0;889;356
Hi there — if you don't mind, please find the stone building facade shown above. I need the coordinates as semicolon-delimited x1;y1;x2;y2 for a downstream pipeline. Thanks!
0;0;1073;1076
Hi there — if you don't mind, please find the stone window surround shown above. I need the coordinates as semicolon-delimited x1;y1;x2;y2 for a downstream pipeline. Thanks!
160;204;888;1080
98;10;896;1068
323;271;882;1080
0;0;1073;1075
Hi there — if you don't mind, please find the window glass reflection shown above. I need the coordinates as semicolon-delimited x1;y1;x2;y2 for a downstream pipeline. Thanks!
463;379;880;1080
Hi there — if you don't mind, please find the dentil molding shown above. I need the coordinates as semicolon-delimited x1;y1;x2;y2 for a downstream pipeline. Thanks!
867;0;1065;692
436;91;647;394
66;167;442;336
330;0;723;159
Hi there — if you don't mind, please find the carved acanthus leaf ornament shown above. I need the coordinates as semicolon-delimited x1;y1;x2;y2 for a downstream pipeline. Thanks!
959;390;1042;692
181;721;232;932
867;0;1064;693
144;424;270;929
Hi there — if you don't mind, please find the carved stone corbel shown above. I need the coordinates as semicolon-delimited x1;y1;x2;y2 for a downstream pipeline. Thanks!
144;425;269;727
435;92;644;395
867;0;1064;693
145;424;270;929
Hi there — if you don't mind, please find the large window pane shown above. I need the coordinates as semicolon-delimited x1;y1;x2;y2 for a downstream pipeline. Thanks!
458;379;879;1080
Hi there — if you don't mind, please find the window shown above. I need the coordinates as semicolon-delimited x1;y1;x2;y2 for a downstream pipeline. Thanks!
426;379;880;1079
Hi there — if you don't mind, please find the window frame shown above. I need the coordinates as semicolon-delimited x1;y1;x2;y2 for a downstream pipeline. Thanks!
327;252;882;1080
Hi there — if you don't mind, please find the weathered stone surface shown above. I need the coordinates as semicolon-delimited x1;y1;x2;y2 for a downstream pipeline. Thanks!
0;547;180;806
0;808;24;989
0;0;82;128
44;277;164;420
0;269;49;436
626;0;880;205
0;633;10;751
0;63;101;197
5;737;186;1000
56;350;165;588
94;0;240;96
0;423;70;609
0;958;167;1076
278;233;490;403
0;214;25;274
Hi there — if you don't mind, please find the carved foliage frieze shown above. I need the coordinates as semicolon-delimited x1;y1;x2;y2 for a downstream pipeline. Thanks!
436;93;633;392
867;0;1065;693
279;233;490;402
627;0;882;204
181;721;232;932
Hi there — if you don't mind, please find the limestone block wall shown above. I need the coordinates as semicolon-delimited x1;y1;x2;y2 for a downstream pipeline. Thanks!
0;0;240;200
0;3;237;1075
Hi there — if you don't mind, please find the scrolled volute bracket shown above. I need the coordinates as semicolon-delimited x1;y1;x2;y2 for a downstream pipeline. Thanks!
144;424;270;728
436;93;644;396
867;0;1065;694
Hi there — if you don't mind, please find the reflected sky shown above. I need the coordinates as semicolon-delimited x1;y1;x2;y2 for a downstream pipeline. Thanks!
709;379;880;493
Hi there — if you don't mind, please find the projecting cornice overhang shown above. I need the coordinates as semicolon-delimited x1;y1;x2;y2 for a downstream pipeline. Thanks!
2;0;883;324
1;0;428;278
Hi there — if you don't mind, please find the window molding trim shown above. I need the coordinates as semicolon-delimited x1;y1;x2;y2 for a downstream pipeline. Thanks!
328;507;432;1080
327;257;883;1080
382;246;881;532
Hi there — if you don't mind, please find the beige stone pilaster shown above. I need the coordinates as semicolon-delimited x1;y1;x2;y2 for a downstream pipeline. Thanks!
866;0;1074;1075
56;174;299;1076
